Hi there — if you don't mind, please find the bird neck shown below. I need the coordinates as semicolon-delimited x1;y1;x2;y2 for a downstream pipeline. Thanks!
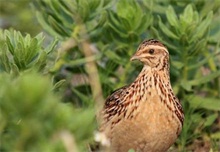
137;65;170;82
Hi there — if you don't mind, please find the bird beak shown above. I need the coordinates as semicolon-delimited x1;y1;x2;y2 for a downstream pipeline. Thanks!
130;51;141;61
130;55;138;61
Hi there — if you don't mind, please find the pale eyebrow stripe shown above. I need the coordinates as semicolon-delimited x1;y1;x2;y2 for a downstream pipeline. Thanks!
146;45;168;54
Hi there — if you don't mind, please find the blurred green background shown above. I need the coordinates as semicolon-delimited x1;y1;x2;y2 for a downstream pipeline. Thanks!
0;0;220;151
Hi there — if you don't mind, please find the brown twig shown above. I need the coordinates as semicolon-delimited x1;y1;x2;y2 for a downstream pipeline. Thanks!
77;23;104;122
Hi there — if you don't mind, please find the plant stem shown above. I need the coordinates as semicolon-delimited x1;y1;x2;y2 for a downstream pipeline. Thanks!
76;23;104;121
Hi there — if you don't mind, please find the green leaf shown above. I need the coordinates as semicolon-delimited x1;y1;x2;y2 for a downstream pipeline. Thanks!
203;113;218;127
36;12;63;39
117;0;137;20
151;27;163;41
15;42;26;69
166;6;178;27
182;5;194;24
188;51;218;70
0;47;11;73
104;50;126;65
188;39;206;56
35;33;44;44
58;0;74;17
180;80;192;91
34;51;47;71
164;42;179;54
192;11;213;40
158;17;179;40
209;17;220;42
171;61;184;69
6;36;14;55
95;10;108;28
108;11;127;36
188;95;220;111
136;13;153;34
24;33;31;46
69;54;101;67
72;87;91;104
53;79;66;91
78;0;90;21
188;70;220;86
48;16;70;37
120;17;132;31
45;38;58;54
26;38;39;64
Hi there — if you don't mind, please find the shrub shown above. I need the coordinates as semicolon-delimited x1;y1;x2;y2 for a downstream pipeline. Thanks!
0;0;219;151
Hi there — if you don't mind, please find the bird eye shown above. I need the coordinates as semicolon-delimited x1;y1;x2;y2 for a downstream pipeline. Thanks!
149;49;154;54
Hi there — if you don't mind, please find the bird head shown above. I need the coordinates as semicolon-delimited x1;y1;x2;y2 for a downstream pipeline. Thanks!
130;39;169;69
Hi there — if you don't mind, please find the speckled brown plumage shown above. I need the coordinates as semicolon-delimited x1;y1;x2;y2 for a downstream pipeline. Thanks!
99;39;184;152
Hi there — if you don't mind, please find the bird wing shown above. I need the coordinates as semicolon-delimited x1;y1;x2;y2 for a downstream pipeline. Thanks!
104;85;129;109
100;85;129;125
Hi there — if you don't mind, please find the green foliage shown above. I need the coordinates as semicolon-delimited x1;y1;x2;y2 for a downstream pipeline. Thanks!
1;0;220;151
0;30;58;73
107;0;152;43
151;3;220;150
0;72;95;152
33;0;111;39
